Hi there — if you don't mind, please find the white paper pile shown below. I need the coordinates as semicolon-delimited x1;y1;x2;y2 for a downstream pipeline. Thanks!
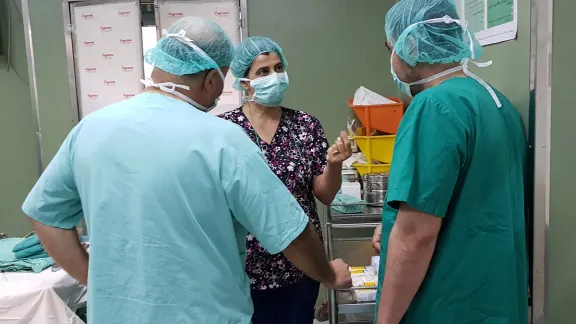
353;289;377;302
343;153;368;169
352;86;396;106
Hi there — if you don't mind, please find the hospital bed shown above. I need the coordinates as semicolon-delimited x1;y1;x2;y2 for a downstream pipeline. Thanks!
0;234;88;324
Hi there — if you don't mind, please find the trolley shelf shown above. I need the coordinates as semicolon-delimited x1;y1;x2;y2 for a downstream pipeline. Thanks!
329;205;383;224
339;303;376;315
325;202;382;324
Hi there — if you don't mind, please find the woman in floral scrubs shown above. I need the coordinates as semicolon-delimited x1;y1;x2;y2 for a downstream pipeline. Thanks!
219;36;351;324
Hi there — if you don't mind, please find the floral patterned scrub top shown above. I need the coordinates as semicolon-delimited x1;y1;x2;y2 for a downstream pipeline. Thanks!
219;107;329;290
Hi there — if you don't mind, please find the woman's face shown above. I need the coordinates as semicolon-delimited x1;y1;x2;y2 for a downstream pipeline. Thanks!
241;52;285;97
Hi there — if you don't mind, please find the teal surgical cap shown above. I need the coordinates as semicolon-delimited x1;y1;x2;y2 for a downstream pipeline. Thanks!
230;36;288;79
145;17;234;76
385;0;483;66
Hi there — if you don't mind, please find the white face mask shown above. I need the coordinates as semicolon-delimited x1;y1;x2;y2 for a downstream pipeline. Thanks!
391;16;502;108
142;29;225;112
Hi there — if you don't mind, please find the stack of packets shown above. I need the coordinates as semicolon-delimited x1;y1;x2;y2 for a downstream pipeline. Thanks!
350;265;378;302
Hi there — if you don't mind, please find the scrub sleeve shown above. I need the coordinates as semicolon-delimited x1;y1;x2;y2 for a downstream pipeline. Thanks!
385;96;466;215
224;149;309;255
22;129;84;229
375;96;467;317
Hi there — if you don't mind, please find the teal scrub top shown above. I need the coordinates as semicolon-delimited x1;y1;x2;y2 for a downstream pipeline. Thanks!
22;93;309;324
375;77;528;323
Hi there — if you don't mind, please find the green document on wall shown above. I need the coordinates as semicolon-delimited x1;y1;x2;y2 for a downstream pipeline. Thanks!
457;0;517;45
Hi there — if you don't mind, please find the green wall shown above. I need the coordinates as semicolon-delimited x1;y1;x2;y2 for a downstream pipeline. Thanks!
28;0;76;164
0;0;75;236
248;0;398;141
471;0;531;126
0;0;38;236
549;0;576;321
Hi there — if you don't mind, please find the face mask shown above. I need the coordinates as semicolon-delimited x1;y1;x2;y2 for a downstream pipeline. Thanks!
239;72;289;107
142;29;226;112
390;16;502;107
390;50;463;98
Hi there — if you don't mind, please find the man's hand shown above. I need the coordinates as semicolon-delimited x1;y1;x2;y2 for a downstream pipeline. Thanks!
372;224;382;254
323;259;352;290
29;219;89;285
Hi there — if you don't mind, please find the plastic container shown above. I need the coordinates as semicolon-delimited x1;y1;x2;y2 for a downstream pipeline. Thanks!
353;163;391;176
352;135;396;163
349;97;405;135
342;169;359;183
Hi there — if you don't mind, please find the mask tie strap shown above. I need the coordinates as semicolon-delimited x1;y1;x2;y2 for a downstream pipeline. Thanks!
140;78;210;111
461;59;502;108
408;65;463;86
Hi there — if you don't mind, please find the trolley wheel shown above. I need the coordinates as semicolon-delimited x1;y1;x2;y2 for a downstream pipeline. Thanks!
315;300;330;322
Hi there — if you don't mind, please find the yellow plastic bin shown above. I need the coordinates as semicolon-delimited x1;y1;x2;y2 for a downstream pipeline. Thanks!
353;163;391;176
351;135;396;164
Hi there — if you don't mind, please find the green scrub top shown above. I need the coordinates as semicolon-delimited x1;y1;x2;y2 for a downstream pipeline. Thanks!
22;93;309;324
375;77;528;323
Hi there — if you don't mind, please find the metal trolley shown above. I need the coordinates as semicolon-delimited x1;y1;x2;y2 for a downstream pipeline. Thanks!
324;203;382;324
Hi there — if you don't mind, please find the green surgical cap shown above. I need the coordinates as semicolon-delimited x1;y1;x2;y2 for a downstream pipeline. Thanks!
385;0;483;66
145;17;234;76
230;36;288;79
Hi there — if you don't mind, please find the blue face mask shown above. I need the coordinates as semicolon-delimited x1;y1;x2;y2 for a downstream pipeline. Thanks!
241;72;289;107
390;50;413;97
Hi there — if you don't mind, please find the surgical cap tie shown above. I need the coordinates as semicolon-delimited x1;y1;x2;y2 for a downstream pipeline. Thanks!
162;29;226;81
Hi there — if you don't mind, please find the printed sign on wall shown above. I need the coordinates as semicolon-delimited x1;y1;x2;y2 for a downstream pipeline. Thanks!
73;1;144;118
156;1;242;115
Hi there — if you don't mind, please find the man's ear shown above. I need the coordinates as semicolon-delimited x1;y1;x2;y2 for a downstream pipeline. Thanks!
203;69;220;91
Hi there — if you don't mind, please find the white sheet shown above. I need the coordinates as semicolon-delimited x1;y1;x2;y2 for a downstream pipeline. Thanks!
0;268;88;324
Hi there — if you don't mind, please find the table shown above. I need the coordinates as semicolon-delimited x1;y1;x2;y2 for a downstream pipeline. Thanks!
0;266;88;324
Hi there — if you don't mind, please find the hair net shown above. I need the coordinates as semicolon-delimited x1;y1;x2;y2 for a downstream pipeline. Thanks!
145;17;234;76
230;36;288;79
385;0;483;66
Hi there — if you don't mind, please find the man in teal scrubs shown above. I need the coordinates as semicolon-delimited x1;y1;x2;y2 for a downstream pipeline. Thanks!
371;0;528;323
22;17;351;324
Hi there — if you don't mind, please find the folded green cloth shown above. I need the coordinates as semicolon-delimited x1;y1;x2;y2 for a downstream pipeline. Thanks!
331;194;366;214
16;250;49;260
14;243;45;259
0;238;54;273
12;234;41;252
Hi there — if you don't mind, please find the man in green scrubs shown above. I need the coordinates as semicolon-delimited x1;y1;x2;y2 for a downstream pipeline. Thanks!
372;0;528;323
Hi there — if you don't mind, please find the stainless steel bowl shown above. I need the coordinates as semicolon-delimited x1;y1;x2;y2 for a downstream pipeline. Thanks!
364;190;387;204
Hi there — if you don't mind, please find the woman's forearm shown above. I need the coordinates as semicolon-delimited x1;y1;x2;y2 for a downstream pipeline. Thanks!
313;162;342;205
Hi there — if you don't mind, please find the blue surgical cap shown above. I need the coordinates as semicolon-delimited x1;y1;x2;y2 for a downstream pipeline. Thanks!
145;17;234;76
230;36;288;79
385;0;483;66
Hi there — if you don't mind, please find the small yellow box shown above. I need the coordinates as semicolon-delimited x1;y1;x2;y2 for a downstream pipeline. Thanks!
351;135;396;164
350;266;366;274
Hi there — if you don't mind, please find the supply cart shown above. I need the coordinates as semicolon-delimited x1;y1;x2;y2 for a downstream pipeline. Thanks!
324;202;382;324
